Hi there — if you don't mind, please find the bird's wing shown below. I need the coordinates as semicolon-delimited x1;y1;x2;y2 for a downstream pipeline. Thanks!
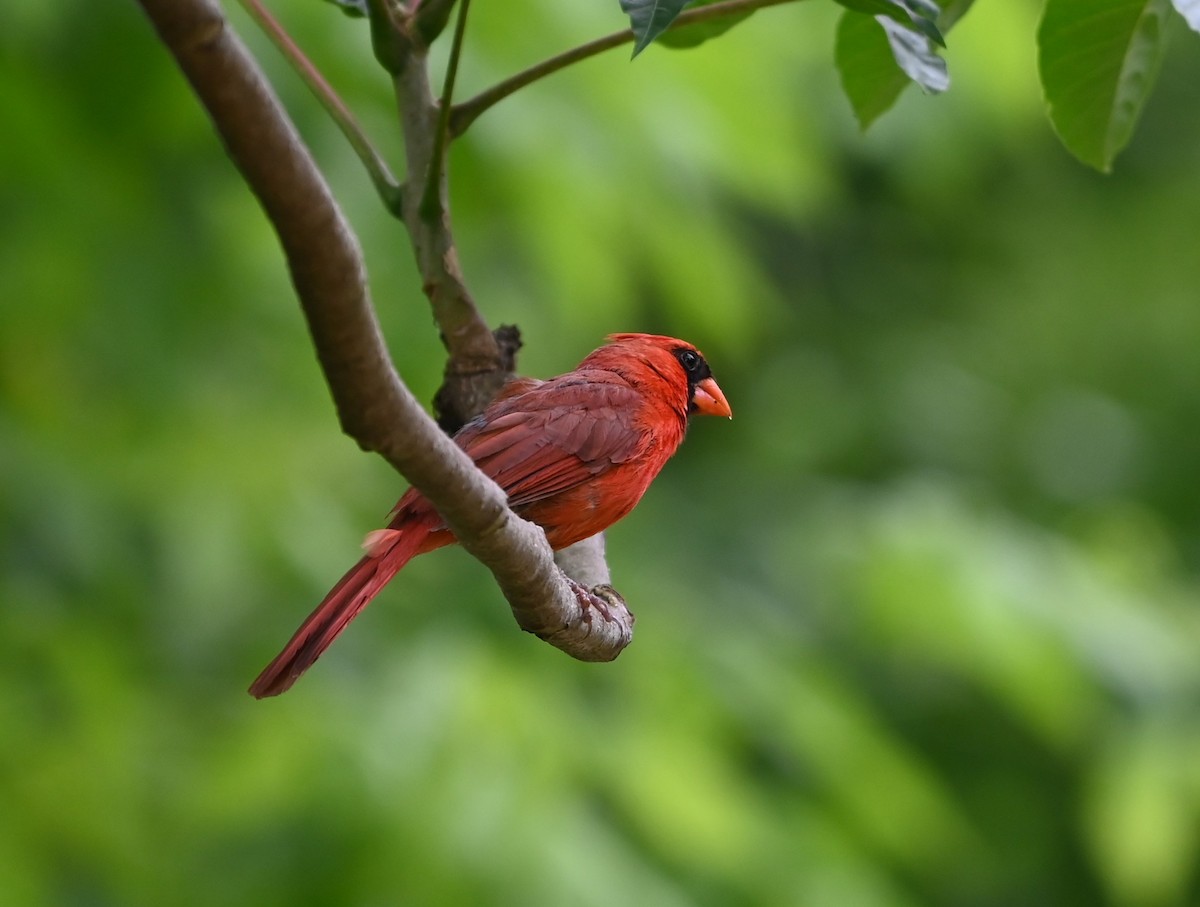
456;373;646;510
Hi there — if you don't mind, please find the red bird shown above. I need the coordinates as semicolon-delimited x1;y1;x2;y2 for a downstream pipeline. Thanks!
249;333;731;698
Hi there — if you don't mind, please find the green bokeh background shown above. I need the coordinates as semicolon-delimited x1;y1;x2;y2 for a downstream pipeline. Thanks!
4;1;1200;905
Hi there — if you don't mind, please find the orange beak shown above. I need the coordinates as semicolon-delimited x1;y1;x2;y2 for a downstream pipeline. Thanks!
692;377;732;419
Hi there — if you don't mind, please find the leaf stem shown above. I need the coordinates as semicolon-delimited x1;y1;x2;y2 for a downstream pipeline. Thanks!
449;0;801;137
420;0;471;220
365;0;412;75
414;0;459;45
237;0;403;214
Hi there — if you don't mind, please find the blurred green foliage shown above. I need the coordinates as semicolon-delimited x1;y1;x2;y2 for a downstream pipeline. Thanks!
4;1;1200;905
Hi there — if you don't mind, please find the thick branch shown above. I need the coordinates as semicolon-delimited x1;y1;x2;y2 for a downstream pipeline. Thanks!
136;0;631;662
137;0;399;451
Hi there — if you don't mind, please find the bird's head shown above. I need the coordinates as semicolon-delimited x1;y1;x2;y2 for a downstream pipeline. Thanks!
599;333;732;419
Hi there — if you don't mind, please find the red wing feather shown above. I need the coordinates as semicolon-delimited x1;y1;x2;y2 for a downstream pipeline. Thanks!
457;374;645;511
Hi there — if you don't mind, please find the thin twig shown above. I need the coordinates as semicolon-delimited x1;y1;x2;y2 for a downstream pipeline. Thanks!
420;0;471;219
450;0;800;138
238;0;403;214
387;0;505;392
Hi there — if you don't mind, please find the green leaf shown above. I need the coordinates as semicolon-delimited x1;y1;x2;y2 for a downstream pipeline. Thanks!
323;0;368;17
658;0;754;49
878;16;949;91
836;1;963;129
1038;0;1170;172
835;0;945;45
1171;0;1200;32
836;12;913;128
621;0;692;57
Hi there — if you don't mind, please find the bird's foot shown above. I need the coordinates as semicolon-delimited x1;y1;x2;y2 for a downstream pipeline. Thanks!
529;578;634;661
565;580;635;627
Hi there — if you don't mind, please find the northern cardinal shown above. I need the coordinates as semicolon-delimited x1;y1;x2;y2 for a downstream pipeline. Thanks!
249;333;731;697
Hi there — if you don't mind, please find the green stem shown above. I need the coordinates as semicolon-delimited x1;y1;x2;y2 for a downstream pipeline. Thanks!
238;0;403;214
450;0;801;138
365;0;412;75
419;0;471;220
414;0;459;46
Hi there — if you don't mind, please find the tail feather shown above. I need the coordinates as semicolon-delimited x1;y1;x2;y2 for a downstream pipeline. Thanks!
249;523;439;698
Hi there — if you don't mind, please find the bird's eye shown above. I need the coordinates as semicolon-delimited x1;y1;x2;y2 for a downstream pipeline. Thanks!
675;348;704;377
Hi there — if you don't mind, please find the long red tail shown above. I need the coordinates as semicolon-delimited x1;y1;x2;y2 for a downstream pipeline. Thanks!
249;519;447;698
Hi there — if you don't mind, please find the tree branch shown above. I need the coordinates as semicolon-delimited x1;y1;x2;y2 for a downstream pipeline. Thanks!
450;0;800;138
136;0;632;663
419;0;470;220
377;1;624;637
385;24;517;431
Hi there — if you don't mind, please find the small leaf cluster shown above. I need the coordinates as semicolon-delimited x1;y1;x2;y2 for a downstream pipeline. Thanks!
617;0;1200;171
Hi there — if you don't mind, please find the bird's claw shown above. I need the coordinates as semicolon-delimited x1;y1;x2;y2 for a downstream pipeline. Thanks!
589;583;626;624
566;580;634;627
